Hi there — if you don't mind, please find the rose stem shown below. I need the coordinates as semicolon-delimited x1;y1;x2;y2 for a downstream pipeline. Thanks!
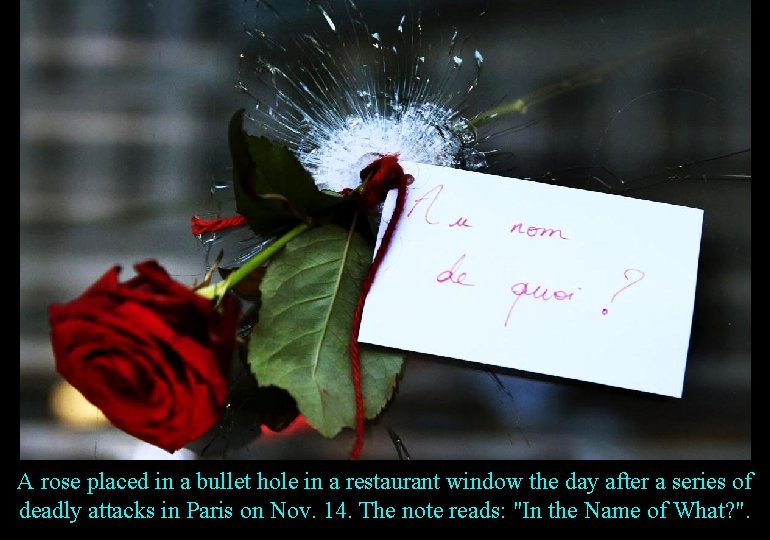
196;219;312;301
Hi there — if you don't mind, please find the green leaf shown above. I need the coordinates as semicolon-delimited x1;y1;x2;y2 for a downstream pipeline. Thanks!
247;224;404;438
228;109;349;235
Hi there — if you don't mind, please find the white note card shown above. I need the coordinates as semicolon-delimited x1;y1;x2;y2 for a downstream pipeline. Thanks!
359;162;704;397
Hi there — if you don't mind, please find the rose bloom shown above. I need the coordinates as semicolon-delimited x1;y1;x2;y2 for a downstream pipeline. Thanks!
48;261;240;452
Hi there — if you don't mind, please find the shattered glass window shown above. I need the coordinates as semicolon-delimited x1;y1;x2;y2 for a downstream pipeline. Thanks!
21;0;750;459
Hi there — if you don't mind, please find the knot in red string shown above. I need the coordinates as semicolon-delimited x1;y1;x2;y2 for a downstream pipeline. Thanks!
358;154;408;211
349;154;410;460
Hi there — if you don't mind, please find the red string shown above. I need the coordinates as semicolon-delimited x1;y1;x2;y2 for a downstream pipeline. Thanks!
191;215;248;236
349;155;410;459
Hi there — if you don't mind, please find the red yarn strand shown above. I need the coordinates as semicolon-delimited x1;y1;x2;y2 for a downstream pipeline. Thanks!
191;215;248;236
349;155;409;459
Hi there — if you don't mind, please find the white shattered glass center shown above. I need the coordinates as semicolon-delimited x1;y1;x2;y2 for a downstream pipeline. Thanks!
239;4;486;193
297;103;465;192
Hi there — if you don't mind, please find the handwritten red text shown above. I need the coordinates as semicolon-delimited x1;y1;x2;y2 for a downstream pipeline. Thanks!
449;217;472;228
505;281;576;326
510;221;568;240
407;184;443;225
436;254;475;287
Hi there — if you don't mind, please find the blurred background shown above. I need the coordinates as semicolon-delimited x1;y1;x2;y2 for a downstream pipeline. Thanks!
20;0;750;459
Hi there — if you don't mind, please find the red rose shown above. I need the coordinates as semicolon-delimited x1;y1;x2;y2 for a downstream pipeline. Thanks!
48;261;241;452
